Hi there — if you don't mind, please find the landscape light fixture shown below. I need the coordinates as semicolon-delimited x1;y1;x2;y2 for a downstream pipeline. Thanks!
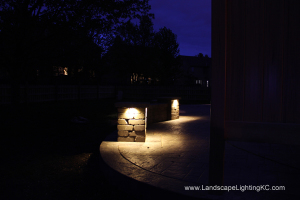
115;102;148;142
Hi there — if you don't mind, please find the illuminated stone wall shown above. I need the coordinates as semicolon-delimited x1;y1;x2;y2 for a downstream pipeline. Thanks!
115;103;147;142
115;99;180;142
147;99;180;124
171;99;180;120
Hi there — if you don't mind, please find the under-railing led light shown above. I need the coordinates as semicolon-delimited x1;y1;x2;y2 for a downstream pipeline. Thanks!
125;108;138;119
172;99;179;107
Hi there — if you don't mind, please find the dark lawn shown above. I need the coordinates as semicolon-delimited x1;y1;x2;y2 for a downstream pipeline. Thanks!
0;99;136;200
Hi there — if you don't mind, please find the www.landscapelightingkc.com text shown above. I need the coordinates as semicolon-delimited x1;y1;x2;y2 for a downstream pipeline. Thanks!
184;185;285;192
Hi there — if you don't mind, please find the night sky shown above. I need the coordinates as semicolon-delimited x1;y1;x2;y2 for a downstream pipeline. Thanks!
149;0;211;57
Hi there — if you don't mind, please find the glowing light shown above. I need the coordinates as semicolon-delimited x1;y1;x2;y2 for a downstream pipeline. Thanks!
64;67;68;75
125;108;139;119
172;99;179;107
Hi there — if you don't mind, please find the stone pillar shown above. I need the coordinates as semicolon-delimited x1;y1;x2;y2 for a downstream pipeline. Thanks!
171;99;180;120
115;102;149;142
157;97;181;120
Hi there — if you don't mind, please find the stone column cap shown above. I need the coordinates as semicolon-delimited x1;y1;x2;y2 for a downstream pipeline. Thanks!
115;102;150;108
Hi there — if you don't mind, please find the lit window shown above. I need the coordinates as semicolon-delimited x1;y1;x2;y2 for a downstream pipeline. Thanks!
196;80;202;85
64;67;68;75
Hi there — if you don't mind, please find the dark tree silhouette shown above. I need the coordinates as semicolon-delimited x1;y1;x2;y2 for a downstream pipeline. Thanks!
104;21;181;85
196;53;210;59
152;27;181;85
0;0;152;102
196;53;204;58
103;15;155;85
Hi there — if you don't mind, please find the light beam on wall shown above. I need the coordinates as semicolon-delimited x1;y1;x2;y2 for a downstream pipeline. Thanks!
125;108;139;119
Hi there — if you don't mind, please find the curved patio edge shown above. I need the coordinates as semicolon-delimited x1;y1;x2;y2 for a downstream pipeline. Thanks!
99;131;216;200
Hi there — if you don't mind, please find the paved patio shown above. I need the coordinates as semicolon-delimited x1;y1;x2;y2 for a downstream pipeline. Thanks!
100;105;300;199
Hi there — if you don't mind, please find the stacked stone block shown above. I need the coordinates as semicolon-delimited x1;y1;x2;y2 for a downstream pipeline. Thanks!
115;99;179;142
171;99;180;120
117;107;146;142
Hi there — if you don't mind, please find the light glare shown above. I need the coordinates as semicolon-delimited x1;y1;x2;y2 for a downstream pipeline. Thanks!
125;108;138;119
172;99;179;107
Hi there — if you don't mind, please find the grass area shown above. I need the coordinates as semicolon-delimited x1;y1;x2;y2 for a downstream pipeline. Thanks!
0;99;136;200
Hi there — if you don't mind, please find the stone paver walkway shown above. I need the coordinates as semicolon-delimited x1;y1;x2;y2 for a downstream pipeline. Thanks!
100;105;300;200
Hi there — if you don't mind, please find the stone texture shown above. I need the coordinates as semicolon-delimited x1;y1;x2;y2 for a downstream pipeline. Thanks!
128;120;145;125
117;136;135;142
118;119;128;125
128;130;146;137
115;101;180;142
171;99;180;121
135;136;146;142
171;111;179;115
171;114;179;120
134;125;145;131
117;125;133;131
116;105;147;142
133;107;146;113
134;113;145;119
118;130;129;136
128;131;137;137
135;131;146;136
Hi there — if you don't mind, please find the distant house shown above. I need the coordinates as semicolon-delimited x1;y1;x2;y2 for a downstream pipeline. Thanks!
177;55;211;86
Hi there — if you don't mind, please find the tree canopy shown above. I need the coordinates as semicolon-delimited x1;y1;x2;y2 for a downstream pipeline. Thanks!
0;0;182;86
0;0;152;82
196;53;210;58
104;18;181;85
